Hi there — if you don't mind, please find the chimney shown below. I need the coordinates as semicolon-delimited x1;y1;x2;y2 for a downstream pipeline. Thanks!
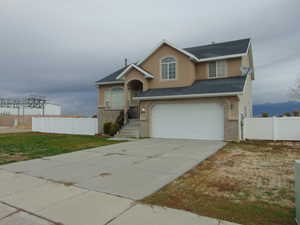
124;58;128;67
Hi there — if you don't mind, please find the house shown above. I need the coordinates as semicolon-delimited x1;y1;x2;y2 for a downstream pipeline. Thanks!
96;38;254;141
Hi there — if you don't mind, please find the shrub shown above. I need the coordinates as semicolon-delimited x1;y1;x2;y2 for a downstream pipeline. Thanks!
103;122;112;135
283;112;291;117
262;112;269;117
110;123;120;136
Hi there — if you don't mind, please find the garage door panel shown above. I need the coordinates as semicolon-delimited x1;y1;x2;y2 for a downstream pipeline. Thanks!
151;103;224;140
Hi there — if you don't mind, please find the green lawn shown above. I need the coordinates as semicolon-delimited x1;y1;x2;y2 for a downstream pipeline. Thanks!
0;132;125;165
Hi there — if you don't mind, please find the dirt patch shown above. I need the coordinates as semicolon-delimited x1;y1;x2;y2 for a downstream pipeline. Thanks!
141;141;299;225
0;152;28;164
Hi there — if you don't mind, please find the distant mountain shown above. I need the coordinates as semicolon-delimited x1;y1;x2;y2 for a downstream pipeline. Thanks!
253;102;300;116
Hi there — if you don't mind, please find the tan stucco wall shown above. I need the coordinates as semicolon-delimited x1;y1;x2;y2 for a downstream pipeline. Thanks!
239;75;253;117
140;44;196;88
97;108;122;133
195;58;242;79
228;58;242;76
138;97;240;141
123;68;149;91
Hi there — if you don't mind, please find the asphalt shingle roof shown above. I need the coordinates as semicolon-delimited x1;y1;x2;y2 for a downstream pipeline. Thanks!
96;38;250;83
136;76;247;98
96;65;128;83
183;38;250;60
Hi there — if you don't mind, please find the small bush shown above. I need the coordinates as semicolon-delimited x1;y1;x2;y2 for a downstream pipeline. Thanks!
292;110;300;117
283;112;291;117
262;112;269;117
103;122;112;135
110;123;120;136
103;122;119;136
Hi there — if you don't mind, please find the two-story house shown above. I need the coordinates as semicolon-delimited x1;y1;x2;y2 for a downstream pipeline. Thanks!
96;38;254;141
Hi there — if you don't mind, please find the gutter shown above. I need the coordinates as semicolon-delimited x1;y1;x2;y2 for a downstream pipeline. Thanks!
197;53;247;62
133;91;243;101
95;81;124;86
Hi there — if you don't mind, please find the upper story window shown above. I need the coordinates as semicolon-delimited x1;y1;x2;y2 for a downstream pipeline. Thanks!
208;60;227;78
161;57;176;80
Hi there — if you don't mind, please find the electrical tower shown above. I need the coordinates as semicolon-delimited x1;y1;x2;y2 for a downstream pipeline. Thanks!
0;96;47;126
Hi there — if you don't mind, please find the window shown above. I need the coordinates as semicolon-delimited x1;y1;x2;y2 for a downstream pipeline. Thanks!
104;87;124;109
104;89;111;108
208;60;227;78
161;57;176;80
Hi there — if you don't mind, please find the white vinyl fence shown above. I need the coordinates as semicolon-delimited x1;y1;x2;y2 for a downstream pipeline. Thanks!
244;117;300;141
32;117;98;135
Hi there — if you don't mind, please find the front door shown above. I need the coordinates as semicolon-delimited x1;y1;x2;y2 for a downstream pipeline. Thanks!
128;106;139;119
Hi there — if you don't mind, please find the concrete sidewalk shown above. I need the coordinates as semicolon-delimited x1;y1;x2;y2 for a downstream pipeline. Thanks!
0;170;240;225
0;171;239;225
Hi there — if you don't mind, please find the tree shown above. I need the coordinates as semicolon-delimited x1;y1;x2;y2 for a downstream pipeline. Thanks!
292;110;300;117
262;112;269;117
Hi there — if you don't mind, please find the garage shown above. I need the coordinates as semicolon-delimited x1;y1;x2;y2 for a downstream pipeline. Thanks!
151;103;224;140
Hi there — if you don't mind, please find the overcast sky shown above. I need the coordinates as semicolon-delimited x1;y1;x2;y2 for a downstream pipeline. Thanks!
1;0;299;116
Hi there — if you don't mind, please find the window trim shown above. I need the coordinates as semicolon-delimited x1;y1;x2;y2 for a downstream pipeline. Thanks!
208;60;227;79
160;56;177;81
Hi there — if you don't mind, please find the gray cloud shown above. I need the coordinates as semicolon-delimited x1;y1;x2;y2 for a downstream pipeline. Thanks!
0;0;299;115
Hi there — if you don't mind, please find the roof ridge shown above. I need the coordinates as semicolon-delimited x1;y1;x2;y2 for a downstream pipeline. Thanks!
183;38;251;50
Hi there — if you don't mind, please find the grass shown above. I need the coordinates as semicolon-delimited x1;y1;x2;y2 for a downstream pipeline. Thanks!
141;141;299;225
0;132;125;165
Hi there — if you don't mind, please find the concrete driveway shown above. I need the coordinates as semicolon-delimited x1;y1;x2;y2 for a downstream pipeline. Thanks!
0;138;224;200
0;138;233;225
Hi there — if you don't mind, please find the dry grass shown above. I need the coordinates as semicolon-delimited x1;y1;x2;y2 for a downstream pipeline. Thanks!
141;141;299;225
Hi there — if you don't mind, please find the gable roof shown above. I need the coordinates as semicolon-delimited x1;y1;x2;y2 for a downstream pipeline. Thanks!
184;38;250;61
134;76;247;100
96;38;251;84
137;40;199;66
96;66;128;84
116;64;154;80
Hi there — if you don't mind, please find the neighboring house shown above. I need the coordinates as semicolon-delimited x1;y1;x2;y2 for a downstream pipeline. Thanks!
96;38;254;141
0;103;62;116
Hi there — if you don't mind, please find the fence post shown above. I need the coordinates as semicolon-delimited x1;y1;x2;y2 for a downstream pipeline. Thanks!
295;160;300;224
272;116;277;141
242;117;246;140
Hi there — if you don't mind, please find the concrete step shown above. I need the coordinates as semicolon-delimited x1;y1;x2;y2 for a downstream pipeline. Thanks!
121;127;139;130
119;130;139;135
116;120;140;138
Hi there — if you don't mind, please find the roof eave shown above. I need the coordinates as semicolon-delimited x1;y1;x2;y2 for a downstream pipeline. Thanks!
197;53;247;62
116;64;154;80
133;91;243;101
96;81;124;86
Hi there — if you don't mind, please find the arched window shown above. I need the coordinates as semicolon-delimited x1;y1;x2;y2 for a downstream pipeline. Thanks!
161;57;176;80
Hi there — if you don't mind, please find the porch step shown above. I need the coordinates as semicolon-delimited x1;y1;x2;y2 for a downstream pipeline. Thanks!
116;119;140;138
